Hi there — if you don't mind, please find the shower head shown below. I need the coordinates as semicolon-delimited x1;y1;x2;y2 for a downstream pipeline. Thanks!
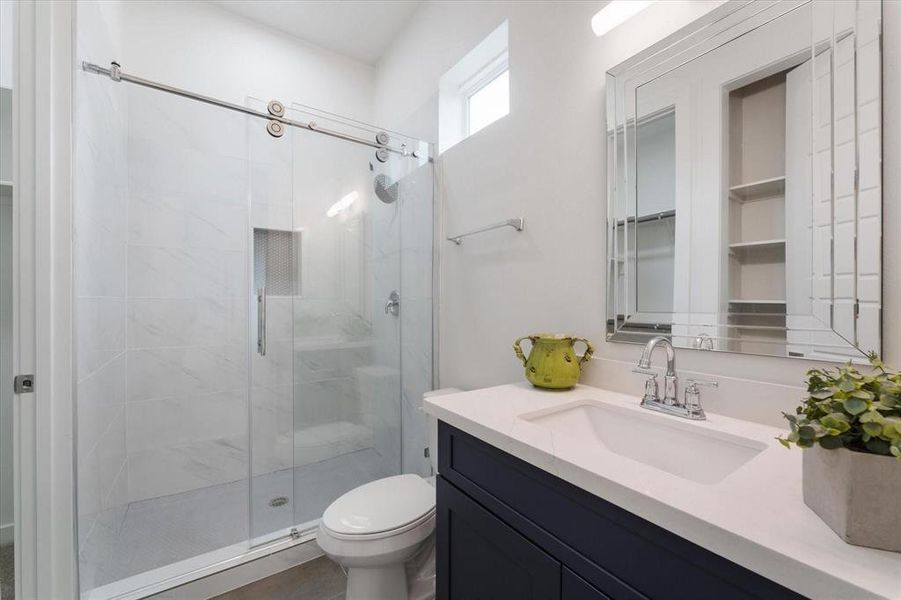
373;173;398;204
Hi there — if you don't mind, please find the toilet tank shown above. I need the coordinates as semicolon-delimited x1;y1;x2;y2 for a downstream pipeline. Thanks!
423;388;461;474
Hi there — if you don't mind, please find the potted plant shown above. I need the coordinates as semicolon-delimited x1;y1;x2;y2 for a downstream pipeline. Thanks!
779;354;901;551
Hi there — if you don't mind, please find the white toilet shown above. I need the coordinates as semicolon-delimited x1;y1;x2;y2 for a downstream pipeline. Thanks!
317;388;460;600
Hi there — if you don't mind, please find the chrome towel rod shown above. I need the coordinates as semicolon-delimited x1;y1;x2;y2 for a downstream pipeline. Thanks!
447;218;524;245
81;61;426;160
614;208;675;227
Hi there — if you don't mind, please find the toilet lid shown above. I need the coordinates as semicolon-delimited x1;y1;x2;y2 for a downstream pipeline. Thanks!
322;474;436;536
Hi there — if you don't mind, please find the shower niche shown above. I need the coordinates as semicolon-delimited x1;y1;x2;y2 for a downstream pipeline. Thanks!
253;228;301;297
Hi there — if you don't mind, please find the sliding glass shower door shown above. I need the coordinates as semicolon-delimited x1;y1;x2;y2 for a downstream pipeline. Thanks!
75;65;432;597
249;103;430;543
75;77;254;595
247;99;298;545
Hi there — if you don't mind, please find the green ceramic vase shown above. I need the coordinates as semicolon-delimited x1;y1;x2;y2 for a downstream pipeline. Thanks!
513;334;594;390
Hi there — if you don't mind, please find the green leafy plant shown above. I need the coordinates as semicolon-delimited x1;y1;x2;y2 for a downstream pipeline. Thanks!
779;353;901;460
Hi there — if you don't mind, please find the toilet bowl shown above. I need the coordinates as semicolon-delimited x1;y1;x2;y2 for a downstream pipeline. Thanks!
317;388;461;600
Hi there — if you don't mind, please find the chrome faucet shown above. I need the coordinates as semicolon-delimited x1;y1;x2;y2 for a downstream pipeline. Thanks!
632;336;715;420
637;336;678;405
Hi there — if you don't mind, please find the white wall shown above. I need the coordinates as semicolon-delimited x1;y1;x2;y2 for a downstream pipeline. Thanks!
0;0;12;89
113;0;374;123
373;0;901;428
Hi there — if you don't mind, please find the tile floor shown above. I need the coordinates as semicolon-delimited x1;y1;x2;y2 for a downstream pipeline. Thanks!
210;556;346;600
0;543;13;600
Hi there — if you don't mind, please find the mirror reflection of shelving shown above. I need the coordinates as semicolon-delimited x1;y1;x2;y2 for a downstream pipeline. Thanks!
609;107;676;330
726;71;790;354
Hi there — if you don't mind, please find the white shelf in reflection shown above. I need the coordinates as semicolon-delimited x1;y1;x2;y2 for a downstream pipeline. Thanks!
728;176;785;202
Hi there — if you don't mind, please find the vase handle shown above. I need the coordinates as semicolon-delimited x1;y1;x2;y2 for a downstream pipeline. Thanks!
573;338;595;365
513;336;533;366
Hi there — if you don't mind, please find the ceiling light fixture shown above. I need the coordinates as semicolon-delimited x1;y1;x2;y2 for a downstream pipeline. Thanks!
592;1;655;37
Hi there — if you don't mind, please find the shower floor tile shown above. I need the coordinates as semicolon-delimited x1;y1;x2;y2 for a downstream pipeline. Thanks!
80;448;392;593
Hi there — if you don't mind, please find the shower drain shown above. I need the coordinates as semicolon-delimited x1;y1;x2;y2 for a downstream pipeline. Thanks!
269;496;289;507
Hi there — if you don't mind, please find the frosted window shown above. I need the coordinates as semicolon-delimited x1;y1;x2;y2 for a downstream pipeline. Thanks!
467;70;509;135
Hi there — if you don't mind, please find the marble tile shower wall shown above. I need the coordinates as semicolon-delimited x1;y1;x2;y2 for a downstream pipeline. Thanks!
75;0;130;589
124;87;250;503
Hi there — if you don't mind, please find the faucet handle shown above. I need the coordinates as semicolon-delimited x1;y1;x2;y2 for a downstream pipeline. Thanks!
633;368;659;404
632;367;657;377
686;378;718;389
683;378;716;419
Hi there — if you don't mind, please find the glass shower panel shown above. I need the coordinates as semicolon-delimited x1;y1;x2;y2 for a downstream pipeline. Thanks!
247;103;435;543
396;144;435;479
247;99;298;545
289;107;404;530
75;79;252;595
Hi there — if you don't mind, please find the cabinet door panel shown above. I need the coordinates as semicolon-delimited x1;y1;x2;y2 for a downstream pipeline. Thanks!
563;568;612;600
437;476;561;600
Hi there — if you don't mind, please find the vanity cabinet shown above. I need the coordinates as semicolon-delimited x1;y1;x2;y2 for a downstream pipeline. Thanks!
436;422;805;600
439;478;563;599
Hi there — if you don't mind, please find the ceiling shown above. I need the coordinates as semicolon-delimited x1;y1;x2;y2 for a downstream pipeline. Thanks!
208;0;421;65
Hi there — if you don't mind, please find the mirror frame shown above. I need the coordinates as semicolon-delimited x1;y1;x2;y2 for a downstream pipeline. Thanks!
605;0;883;361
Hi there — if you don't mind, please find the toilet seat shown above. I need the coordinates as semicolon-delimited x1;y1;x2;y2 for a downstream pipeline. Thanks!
321;474;436;541
321;507;436;541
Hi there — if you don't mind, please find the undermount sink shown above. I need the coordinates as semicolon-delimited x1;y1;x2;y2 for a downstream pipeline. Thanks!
520;400;767;484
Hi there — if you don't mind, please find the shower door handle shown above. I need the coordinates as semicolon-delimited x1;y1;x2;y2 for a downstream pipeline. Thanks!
257;288;266;356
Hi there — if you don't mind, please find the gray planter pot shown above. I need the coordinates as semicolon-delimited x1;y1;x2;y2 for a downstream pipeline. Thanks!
803;445;901;552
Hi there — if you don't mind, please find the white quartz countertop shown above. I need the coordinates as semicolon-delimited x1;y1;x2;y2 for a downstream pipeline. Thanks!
423;383;901;600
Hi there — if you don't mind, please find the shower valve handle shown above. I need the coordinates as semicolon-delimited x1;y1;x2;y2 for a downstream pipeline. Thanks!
385;289;400;316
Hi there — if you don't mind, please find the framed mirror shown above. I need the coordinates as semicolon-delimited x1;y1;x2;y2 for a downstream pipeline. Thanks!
606;0;882;361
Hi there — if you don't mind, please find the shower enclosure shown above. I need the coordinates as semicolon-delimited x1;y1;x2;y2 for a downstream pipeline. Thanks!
74;57;434;599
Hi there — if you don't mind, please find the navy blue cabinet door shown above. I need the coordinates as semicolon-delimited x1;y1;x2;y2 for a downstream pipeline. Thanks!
437;476;562;600
562;569;611;600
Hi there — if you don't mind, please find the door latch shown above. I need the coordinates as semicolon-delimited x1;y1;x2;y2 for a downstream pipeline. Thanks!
14;374;34;394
